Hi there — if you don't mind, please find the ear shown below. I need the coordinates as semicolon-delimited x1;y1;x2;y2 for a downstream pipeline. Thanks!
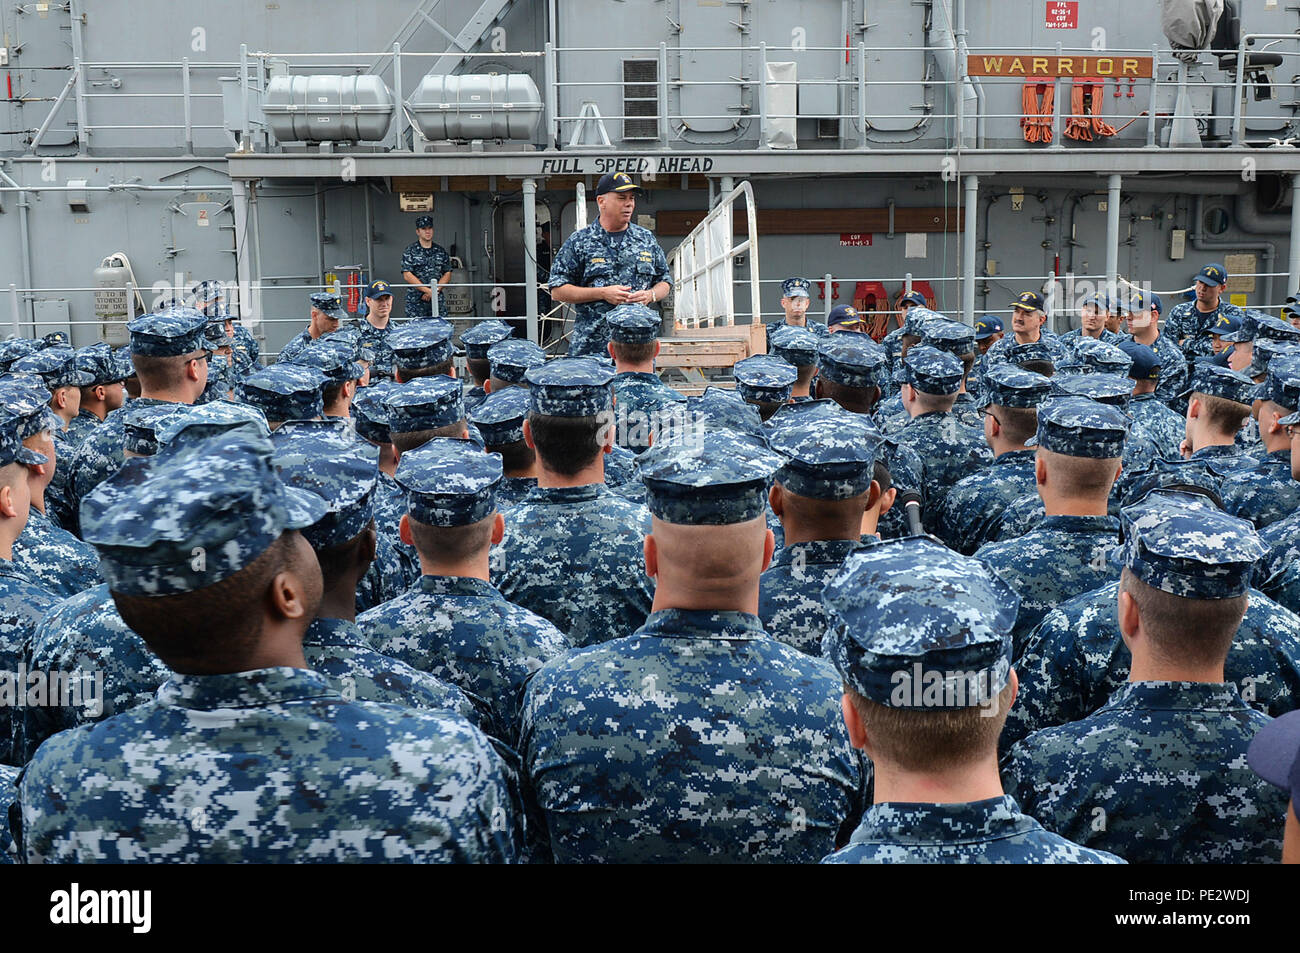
1264;408;1283;436
643;532;658;579
398;513;413;547
1117;586;1140;642
357;526;377;573
269;565;310;621
449;366;457;379
1035;454;1047;487
344;380;357;401
0;483;14;519
1187;396;1202;420
652;340;661;359
483;379;492;394
989;415;1003;439
94;384;107;402
878;486;897;515
841;694;868;751
866;479;882;512
522;417;535;449
606;342;617;362
1007;666;1019;711
768;483;784;517
761;528;775;573
491;511;505;546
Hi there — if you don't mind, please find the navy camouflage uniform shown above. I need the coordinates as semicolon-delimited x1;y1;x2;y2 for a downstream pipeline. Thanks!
820;536;1120;865
401;237;452;319
1002;492;1285;864
12;508;99;598
548;218;671;358
1117;330;1188;408
522;432;867;863
1165;295;1243;362
61;409;100;448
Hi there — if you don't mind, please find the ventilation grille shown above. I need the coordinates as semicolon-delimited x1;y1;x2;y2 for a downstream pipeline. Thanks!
622;58;659;140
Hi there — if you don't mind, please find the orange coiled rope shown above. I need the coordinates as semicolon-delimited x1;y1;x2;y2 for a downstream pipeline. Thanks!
1022;82;1054;143
1065;78;1118;141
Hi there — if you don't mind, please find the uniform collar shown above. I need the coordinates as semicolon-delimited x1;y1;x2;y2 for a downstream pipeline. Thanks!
303;616;370;649
1100;680;1247;713
849;796;1038;847
1191;444;1244;460
416;574;501;600
0;558;35;585
1036;513;1119;533
156;666;337;710
767;539;860;571
994;448;1037;466
636;607;767;641
523;483;607;504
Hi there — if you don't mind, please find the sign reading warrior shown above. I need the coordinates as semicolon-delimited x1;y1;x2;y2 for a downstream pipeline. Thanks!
967;54;1154;78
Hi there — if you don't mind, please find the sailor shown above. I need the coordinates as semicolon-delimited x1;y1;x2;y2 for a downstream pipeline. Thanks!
469;388;538;508
605;302;685;454
765;277;827;348
400;215;452;319
277;292;347;363
1119;290;1188;410
460;318;515;414
1164;262;1245;360
356;279;398;380
769;324;821;403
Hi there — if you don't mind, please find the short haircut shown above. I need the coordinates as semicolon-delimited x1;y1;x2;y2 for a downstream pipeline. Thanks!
845;681;1015;773
1194;393;1251;436
491;437;535;472
395;359;454;381
0;461;25;493
909;389;957;414
527;411;603;475
959;351;975;381
131;352;192;392
487;376;516;393
872;459;893;493
794;364;817;388
322;382;346;408
408;512;495;564
313;526;373;591
1018;359;1055;378
611;340;656;365
992;405;1038;445
466;357;490;385
111;532;299;671
818;378;879;414
1120;568;1247;669
1038;447;1121;496
776;484;870;536
750;400;784;422
392;420;467;454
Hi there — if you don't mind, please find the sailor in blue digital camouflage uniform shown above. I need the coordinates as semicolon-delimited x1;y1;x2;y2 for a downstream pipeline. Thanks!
1223;355;1300;528
282;337;365;420
814;331;925;541
460;318;515;414
492;358;654;647
872;312;959;433
17;427;519;863
765;277;828;349
974;396;1125;657
2;378;99;598
1006;488;1300;755
758;400;881;656
0;340;38;374
0;409;59;766
878;290;927;394
486;337;545;394
820;536;1122;864
400;215;452;319
10;347;93;487
973;314;1004;357
1060;292;1124;356
733;353;796;422
548;172;672;358
190;278;260;375
237;363;327;428
604;302;685;454
769;323;820;403
1002;491;1287;864
353;279;397;380
64;306;211;537
1117;339;1184;460
936;364;1050;555
469;387;538;508
892;344;992;533
977;291;1066;382
357;437;570;750
1116;289;1189;410
276;292;348;363
1164;262;1245;361
922;318;981;428
522;429;867;863
1176;363;1261;490
67;343;127;448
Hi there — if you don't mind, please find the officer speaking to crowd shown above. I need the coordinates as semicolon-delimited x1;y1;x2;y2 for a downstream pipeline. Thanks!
0;230;1297;882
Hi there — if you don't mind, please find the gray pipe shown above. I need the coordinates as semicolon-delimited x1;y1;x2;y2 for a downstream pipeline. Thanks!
1289;173;1300;297
985;175;1249;195
523;177;539;344
1234;188;1292;236
1193;195;1276;307
1105;174;1122;305
0;167;35;326
963;175;978;326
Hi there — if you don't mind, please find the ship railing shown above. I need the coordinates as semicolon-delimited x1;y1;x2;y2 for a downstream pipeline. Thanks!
668;181;760;330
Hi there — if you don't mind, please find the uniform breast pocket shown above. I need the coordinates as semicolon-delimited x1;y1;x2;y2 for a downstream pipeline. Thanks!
635;261;657;279
585;261;614;286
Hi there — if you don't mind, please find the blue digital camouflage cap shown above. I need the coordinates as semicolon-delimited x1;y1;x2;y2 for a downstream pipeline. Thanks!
781;277;811;299
11;347;94;389
1183;363;1257;405
397;437;502;528
351;380;398;445
1049;372;1133;410
921;320;976;358
415;215;434;228
769;324;820;367
734;354;797;404
156;400;270;453
1196;263;1227;287
238;364;327;422
1003;340;1058;367
1117;340;1160;381
271;419;379;549
390;318;454;371
1219;310;1261;344
112;346;135;380
638;429;784;525
0;375;58;439
525;357;614;417
309;292;347;319
817;331;887;389
468;386;530;446
821;536;1019;710
1117;489;1265;599
127;306;210;357
188;279;225;307
682;386;765;443
902;306;946;338
82;429;326;597
1254;314;1300;343
0;339;39;373
766;400;882;500
973;315;1004;340
605;303;661;345
76;342;129;387
385;375;465;434
284;339;365;384
1066;338;1132;377
901;344;963;396
201;319;234;351
827;305;862;330
0;407;46;467
1260;354;1300;410
122;402;188;456
460;318;515;359
977;364;1051;410
1251;338;1300;378
1029;395;1129;458
318;326;374;365
488;338;546;383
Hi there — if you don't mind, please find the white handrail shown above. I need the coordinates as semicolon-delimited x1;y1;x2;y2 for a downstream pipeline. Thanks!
667;180;760;330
